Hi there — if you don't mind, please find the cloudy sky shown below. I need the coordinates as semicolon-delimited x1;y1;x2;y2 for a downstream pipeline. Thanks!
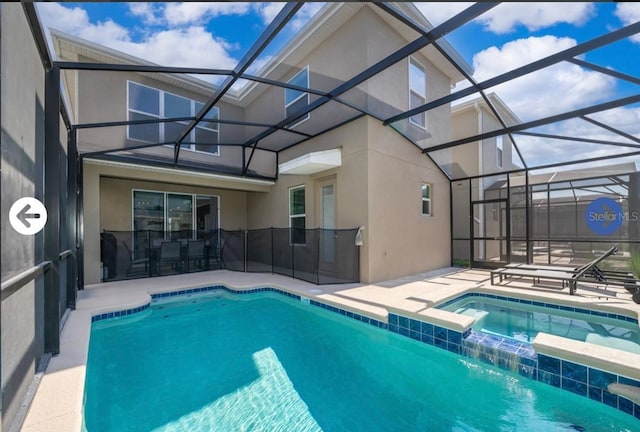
36;2;640;170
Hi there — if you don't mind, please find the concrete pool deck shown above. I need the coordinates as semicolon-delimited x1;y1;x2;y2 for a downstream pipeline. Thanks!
20;268;640;431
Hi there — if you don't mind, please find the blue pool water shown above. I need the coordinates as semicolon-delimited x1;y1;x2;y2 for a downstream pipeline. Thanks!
85;291;638;431
441;296;640;354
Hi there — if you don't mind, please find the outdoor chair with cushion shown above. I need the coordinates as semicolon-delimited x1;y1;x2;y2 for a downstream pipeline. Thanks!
186;240;206;272
158;241;182;275
122;241;149;277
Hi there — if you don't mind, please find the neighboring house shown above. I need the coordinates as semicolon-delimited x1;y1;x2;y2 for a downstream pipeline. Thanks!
450;93;520;267
50;2;472;284
450;93;520;179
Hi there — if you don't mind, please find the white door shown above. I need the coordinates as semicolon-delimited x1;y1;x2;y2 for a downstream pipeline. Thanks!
322;184;335;262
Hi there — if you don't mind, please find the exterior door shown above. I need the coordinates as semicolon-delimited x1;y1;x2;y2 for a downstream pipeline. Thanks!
471;198;509;268
321;184;335;263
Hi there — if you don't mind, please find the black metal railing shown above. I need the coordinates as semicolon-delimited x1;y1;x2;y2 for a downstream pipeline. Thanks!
100;228;360;285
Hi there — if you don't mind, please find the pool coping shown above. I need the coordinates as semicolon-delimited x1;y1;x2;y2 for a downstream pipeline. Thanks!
21;269;640;431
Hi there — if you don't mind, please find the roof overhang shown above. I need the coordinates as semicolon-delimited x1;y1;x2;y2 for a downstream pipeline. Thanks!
84;158;274;192
279;148;341;175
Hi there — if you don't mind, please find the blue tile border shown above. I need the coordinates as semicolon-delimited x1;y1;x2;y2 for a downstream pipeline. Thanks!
91;285;300;323
436;292;638;325
91;303;150;322
90;284;640;421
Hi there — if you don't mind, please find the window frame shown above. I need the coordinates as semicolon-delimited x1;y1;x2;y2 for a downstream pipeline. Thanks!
284;66;310;129
132;188;221;238
421;183;432;216
192;101;220;155
408;56;427;129
126;81;161;143
288;185;306;245
496;135;504;169
126;80;220;156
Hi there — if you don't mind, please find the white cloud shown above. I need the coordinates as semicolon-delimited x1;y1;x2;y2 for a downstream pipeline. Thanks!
414;2;594;33
254;3;286;25
464;35;639;167
127;3;162;26
115;27;237;70
471;36;616;121
37;2;238;72
413;3;473;27
290;3;325;31
476;3;595;34
513;105;640;168
163;2;251;26
253;2;325;32
38;3;131;43
614;3;640;43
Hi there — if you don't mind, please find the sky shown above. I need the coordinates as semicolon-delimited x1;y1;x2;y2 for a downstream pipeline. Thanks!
36;2;640;170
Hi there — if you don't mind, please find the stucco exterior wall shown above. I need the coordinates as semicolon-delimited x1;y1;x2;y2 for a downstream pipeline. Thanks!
1;4;46;429
365;118;450;282
244;7;455;283
246;116;451;284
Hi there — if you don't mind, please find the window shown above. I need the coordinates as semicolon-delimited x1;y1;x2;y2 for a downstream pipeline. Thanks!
133;191;164;231
127;81;220;155
285;67;310;128
409;57;426;128
421;184;432;216
193;102;220;154
289;186;306;244
167;193;193;232
132;190;219;234
128;83;160;142
496;135;504;168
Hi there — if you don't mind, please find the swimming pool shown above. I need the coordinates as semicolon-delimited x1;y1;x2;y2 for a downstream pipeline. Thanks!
84;289;639;431
439;293;640;354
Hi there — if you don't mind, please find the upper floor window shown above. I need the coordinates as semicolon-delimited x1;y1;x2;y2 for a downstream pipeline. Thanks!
421;183;432;216
496;135;503;168
409;57;426;128
127;81;219;155
285;67;310;129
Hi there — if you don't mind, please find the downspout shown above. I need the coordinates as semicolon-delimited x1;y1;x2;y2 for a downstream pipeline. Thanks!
474;102;484;259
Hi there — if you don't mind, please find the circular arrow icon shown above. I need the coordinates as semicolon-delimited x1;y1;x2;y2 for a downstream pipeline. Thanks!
9;197;48;235
585;197;623;236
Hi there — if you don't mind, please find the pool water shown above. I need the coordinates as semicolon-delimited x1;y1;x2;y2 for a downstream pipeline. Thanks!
441;297;640;354
85;291;638;431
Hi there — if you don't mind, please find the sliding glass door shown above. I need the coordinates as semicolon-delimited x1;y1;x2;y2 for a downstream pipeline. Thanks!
167;193;193;232
133;190;219;236
133;191;164;231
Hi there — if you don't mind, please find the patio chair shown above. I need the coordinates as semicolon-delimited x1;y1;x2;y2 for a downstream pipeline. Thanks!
186;239;206;272
158;241;182;275
122;241;149;277
491;246;618;295
504;246;618;282
208;237;226;269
